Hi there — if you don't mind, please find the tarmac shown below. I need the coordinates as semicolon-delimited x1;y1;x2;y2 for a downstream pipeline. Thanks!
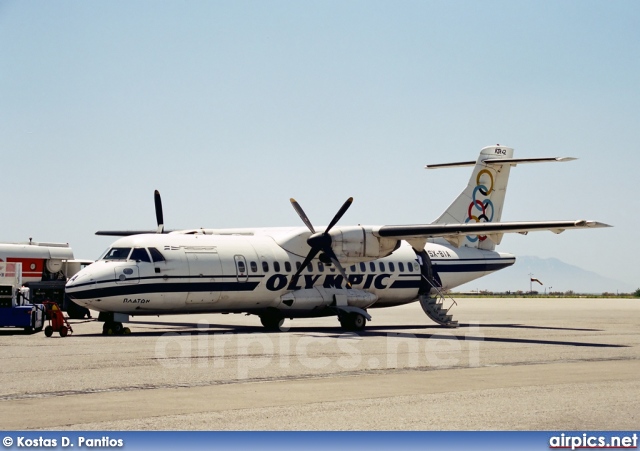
0;297;638;430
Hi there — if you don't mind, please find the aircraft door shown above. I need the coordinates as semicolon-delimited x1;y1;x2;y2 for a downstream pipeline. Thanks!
185;251;222;304
416;250;442;295
234;255;248;283
114;265;139;285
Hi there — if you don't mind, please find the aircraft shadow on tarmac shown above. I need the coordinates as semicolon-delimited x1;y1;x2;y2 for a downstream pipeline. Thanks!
96;319;602;332
0;329;42;336
69;320;627;348
457;323;602;332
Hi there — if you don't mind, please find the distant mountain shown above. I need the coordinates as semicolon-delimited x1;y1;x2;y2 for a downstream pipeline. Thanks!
455;256;635;294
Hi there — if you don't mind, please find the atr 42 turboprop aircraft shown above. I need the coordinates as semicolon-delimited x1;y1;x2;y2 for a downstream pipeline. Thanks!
66;146;609;335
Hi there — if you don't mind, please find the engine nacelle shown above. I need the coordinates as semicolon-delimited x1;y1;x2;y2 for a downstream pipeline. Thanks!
329;226;399;263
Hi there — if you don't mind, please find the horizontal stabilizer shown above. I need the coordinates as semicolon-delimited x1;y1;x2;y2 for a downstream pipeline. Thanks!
424;160;476;169
483;157;577;165
426;156;576;169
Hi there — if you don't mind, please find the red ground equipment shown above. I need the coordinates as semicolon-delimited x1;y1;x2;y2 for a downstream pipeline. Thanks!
42;301;73;337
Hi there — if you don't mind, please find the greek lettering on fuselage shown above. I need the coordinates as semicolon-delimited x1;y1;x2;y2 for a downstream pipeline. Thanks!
265;273;394;291
123;298;150;304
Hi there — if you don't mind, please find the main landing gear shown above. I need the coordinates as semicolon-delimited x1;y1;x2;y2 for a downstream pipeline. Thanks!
258;309;368;332
259;310;285;331
338;312;367;331
102;321;131;336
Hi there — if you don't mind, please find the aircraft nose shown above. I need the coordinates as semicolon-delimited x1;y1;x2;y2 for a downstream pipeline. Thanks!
65;267;97;298
65;267;99;307
66;271;88;288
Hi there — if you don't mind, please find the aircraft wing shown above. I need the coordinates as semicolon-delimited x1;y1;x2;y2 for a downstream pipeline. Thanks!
376;220;611;249
95;230;175;236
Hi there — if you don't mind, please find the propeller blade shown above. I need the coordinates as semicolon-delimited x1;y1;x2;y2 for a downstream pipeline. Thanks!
290;198;315;234
154;190;164;234
326;250;352;288
290;248;320;286
288;197;355;289
325;197;353;233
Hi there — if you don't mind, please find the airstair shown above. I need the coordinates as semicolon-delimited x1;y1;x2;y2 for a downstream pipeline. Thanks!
419;275;459;328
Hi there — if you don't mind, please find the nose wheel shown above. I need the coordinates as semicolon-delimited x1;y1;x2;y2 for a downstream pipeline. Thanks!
102;322;131;335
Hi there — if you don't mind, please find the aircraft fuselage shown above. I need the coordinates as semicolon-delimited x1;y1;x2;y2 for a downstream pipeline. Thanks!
66;229;515;317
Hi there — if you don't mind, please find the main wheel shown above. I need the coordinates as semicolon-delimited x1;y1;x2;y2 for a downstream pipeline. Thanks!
44;325;54;337
102;322;110;335
351;313;366;331
260;315;284;331
339;312;367;331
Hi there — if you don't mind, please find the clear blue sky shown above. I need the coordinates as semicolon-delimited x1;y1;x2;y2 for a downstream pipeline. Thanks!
1;1;638;287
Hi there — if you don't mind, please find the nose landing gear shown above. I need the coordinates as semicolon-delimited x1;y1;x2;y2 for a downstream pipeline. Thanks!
101;321;131;335
98;312;131;335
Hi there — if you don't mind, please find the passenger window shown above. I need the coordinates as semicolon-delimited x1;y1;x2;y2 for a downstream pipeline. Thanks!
407;262;414;272
318;262;324;272
250;261;258;273
295;261;301;270
307;263;313;272
389;262;395;272
379;262;385;272
237;261;246;273
398;262;404;272
262;261;269;272
130;248;151;262
370;262;375;272
285;262;292;272
350;265;356;272
360;262;366;272
274;262;281;272
148;247;166;262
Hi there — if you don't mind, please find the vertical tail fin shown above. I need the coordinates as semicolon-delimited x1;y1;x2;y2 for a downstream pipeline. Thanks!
429;145;515;250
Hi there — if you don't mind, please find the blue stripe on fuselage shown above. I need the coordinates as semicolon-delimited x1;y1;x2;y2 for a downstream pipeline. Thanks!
67;281;261;300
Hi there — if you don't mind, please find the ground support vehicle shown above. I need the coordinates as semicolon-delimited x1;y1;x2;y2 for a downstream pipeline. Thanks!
0;262;44;332
1;241;92;319
42;301;73;337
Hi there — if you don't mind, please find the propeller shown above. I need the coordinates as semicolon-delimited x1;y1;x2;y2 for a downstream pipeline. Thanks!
289;197;354;288
154;190;165;233
95;189;169;236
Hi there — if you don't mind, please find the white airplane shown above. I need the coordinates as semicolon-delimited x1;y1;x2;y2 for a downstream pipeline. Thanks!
65;145;609;335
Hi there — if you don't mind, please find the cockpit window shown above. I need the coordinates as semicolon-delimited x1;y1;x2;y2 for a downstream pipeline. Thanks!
148;247;166;262
102;248;132;260
130;248;151;262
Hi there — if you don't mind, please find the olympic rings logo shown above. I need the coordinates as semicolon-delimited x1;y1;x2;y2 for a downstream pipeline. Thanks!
465;169;494;242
